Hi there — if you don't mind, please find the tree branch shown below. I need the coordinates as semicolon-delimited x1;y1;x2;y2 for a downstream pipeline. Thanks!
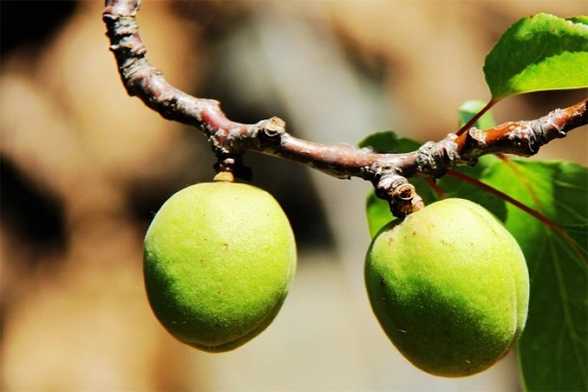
103;0;587;218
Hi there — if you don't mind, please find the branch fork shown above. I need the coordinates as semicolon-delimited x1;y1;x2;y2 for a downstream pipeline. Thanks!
103;0;587;218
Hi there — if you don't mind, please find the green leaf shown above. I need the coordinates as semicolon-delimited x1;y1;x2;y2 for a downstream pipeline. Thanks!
438;157;507;219
484;13;588;99
365;192;395;237
568;16;588;26
480;160;588;392
359;131;420;153
458;100;497;129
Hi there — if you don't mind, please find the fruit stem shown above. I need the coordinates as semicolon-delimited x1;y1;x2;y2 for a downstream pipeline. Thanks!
213;171;235;183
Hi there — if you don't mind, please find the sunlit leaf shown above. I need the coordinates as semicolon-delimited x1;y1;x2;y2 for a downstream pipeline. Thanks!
484;13;588;99
568;16;588;26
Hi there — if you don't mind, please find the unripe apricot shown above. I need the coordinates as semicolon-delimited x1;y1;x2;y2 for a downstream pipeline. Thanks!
365;198;529;377
144;182;296;352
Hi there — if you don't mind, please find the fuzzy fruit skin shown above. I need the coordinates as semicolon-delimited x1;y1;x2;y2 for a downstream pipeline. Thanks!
365;198;529;377
144;182;296;352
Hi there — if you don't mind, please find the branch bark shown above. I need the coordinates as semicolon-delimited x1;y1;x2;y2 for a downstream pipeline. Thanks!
103;0;587;217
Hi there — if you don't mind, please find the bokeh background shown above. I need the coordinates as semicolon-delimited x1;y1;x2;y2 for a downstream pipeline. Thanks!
1;1;587;390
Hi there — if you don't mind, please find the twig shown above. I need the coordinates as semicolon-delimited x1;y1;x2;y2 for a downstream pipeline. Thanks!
455;99;497;136
103;0;587;218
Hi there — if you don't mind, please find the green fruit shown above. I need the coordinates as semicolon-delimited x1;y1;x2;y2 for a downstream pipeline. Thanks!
365;198;529;377
144;182;296;352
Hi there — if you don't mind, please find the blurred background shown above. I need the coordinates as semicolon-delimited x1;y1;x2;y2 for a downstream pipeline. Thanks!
1;1;586;390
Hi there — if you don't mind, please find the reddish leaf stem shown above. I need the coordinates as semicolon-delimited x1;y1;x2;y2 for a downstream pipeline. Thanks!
446;169;587;264
496;153;545;209
455;99;497;136
425;177;446;199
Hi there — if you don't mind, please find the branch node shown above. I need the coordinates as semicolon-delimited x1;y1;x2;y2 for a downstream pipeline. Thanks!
456;127;486;165
256;117;286;145
507;122;540;155
376;173;424;218
264;116;286;134
416;135;460;177
545;108;565;134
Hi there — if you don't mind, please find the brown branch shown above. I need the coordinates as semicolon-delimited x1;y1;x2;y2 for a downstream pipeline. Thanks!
103;0;588;218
